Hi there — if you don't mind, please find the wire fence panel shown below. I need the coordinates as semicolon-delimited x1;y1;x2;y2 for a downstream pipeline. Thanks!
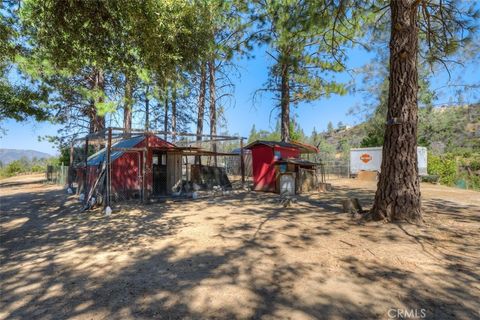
46;165;69;185
66;128;249;209
321;160;350;181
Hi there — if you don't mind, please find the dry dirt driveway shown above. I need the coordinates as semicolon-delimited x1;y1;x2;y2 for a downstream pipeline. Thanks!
1;174;479;320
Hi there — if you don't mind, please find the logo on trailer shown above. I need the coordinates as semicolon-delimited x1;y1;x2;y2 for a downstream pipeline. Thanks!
360;153;372;163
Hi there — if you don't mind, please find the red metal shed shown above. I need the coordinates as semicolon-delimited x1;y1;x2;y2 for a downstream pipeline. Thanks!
245;140;318;192
78;134;179;198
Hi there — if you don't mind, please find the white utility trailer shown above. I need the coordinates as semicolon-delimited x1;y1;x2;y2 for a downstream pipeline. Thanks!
350;147;428;176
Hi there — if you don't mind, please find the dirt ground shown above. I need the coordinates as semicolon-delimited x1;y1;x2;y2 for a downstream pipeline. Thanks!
1;174;479;320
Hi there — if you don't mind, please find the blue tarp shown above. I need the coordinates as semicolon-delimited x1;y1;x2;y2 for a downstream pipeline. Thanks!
87;135;145;166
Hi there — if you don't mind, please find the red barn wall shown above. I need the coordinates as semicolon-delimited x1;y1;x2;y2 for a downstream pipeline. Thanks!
251;145;301;192
251;145;275;191
111;152;141;195
276;146;300;160
79;135;176;198
111;135;175;196
76;166;101;193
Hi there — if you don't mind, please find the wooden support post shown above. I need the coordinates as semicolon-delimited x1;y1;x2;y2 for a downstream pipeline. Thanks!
83;136;89;205
240;138;245;186
185;155;189;181
142;132;148;203
105;128;112;208
142;150;146;203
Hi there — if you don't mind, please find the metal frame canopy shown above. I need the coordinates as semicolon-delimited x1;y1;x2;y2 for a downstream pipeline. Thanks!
72;127;248;209
244;140;319;154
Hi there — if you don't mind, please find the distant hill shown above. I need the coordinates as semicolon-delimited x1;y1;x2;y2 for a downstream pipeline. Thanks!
320;103;479;156
0;149;53;165
323;123;367;148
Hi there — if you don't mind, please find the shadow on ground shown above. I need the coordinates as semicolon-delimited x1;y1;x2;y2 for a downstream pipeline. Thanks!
1;178;479;319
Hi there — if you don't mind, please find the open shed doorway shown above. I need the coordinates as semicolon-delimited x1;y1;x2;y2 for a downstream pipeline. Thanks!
153;152;167;196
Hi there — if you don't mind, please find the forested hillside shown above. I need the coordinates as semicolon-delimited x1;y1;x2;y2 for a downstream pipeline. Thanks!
248;103;480;158
247;104;480;189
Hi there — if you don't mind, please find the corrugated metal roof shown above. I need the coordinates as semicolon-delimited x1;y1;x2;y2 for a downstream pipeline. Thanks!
87;135;145;166
244;140;318;154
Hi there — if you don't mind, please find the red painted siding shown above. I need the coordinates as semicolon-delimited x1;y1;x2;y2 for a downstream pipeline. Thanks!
111;151;141;194
81;135;176;197
250;144;301;192
277;146;300;160
251;145;275;191
76;166;100;192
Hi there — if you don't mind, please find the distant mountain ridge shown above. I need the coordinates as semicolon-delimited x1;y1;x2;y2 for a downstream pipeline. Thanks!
320;103;479;155
0;149;53;165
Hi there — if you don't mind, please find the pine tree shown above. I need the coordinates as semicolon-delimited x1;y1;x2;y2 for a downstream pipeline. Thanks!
327;121;334;133
248;124;258;143
253;1;359;141
366;0;478;222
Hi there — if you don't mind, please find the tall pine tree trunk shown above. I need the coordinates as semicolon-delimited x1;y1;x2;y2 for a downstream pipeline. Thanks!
369;0;422;223
88;68;106;134
171;85;177;141
280;59;290;142
164;87;168;140
208;60;217;166
86;68;105;151
196;62;207;165
123;74;133;138
145;85;150;131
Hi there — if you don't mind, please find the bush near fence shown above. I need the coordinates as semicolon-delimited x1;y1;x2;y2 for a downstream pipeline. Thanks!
427;152;480;190
0;160;48;179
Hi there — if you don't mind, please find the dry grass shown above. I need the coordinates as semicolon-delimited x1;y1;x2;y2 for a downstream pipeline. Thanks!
1;174;479;319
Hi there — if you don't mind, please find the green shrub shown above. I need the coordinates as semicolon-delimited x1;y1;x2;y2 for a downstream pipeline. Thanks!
427;153;457;186
5;161;25;175
421;175;440;184
468;159;480;171
31;165;45;172
0;159;48;179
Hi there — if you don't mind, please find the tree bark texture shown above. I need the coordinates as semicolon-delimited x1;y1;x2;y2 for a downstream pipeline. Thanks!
164;88;168;140
208;60;217;165
280;60;290;142
145;85;150;131
196;62;207;165
123;74;133;138
171;85;177;141
369;0;422;223
84;68;105;152
87;68;105;135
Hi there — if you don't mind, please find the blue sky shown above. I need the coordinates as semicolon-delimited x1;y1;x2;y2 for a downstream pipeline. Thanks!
1;41;478;155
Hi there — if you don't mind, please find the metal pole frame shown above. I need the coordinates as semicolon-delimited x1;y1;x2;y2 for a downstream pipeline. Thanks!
143;131;148;203
68;141;74;188
105;128;112;209
71;127;246;145
240;138;245;186
83;136;89;205
107;127;246;141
